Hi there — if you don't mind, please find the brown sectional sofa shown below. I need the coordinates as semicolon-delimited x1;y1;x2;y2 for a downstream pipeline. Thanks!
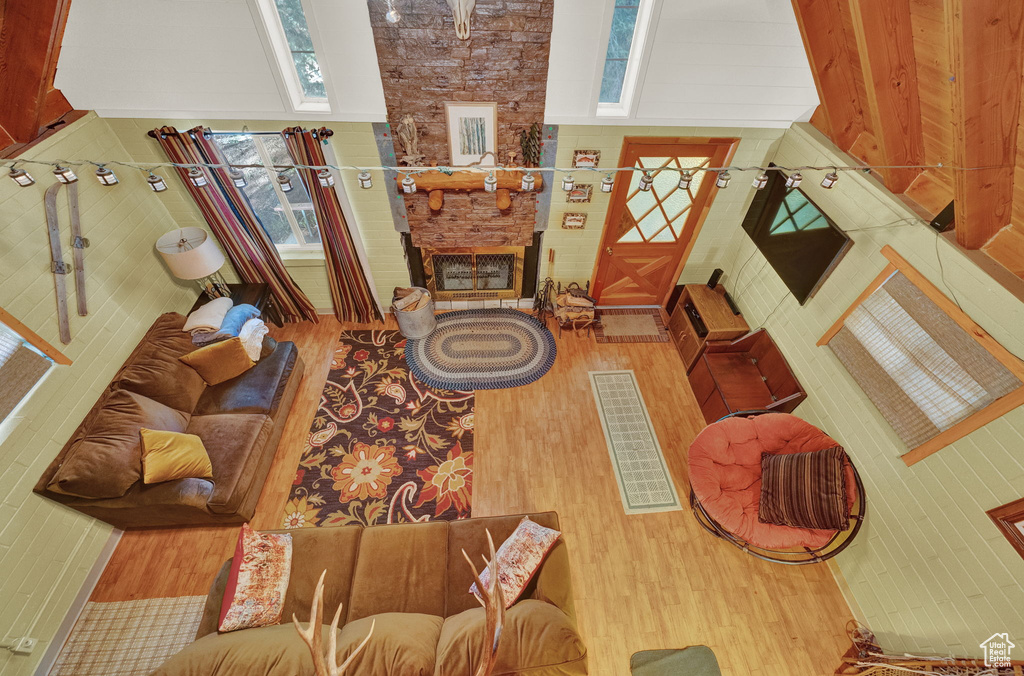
33;312;304;529
154;513;588;676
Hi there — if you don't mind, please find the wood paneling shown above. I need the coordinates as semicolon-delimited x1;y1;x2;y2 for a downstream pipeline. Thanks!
848;0;925;194
89;314;853;674
948;0;1024;249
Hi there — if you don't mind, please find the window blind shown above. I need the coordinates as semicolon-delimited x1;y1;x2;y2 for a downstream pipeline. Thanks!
828;272;1021;449
0;323;53;421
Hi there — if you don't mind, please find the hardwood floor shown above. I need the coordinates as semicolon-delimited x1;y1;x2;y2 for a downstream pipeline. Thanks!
90;315;853;675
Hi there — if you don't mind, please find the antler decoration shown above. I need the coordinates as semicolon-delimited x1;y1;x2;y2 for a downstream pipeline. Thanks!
293;570;375;676
462;529;505;676
445;0;476;39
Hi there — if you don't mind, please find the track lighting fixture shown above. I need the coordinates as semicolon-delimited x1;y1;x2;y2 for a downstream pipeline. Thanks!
561;174;575;191
8;167;35;187
53;165;78;184
95;166;118;185
228;168;247;188
821;171;838;189
752;172;769;190
716;171;731;188
638;172;653;192
677;171;692;190
188;168;208;187
277;171;293;192
521;171;535;191
147;172;168;192
484;171;497;193
317;168;334;187
358;171;373;189
601;173;614;193
402;175;416;194
785;172;802;189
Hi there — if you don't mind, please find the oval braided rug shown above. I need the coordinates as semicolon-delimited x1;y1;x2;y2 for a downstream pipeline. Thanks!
405;308;556;390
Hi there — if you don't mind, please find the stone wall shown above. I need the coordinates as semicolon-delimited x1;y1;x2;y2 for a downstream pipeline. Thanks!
368;0;552;248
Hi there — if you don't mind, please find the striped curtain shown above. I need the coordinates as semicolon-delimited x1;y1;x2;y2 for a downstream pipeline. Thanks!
153;126;319;324
282;127;382;324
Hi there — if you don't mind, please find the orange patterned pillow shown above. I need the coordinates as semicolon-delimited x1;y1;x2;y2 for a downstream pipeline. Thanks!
470;517;561;609
218;523;292;632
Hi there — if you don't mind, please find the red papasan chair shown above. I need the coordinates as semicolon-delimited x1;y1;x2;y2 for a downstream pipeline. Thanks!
688;411;865;564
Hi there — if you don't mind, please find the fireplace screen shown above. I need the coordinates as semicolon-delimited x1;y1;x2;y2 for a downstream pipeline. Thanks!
423;247;524;300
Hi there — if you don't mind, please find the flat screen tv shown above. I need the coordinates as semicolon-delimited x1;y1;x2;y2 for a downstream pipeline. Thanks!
739;167;852;305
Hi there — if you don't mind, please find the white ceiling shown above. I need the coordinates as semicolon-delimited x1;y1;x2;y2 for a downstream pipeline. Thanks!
55;0;817;128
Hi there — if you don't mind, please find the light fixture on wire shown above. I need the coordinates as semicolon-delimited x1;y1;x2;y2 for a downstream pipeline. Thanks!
277;171;293;192
521;171;535;191
821;170;839;189
228;168;247;188
402;174;416;194
678;171;692;190
317;168;335;187
384;0;402;23
785;172;802;189
752;171;769;190
95;165;118;186
358;171;373;189
147;172;168;192
188;167;208;187
561;173;574;191
53;164;78;184
638;171;653;192
484;171;497;193
8;166;35;187
601;173;614;193
716;171;731;188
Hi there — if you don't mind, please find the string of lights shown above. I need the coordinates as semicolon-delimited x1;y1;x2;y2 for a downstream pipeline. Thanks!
2;155;1002;195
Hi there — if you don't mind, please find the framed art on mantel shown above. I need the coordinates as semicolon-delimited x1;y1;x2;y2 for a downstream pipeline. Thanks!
988;497;1024;561
444;102;497;167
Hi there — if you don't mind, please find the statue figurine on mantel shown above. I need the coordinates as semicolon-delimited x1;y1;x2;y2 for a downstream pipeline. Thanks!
396;114;426;167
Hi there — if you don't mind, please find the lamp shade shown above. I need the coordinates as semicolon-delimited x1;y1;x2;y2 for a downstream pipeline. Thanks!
156;227;225;280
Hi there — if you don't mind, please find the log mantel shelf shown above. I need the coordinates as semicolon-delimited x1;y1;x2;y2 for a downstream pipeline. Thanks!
394;168;542;211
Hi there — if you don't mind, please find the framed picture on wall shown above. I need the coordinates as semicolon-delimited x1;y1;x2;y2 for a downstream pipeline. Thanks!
444;102;498;167
987;497;1024;560
572;150;601;168
566;184;593;203
562;213;587;229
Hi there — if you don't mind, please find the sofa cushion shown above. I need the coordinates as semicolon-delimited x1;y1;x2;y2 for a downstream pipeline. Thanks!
471;516;561;608
140;429;213;484
337;613;442;676
434;600;587;676
112;313;206;413
186;414;273;515
276;526;363;627
48;390;189;499
347;522;448;621
446;512;560;616
219;524;292;632
759;446;850;531
151;624;335;676
194;340;299;417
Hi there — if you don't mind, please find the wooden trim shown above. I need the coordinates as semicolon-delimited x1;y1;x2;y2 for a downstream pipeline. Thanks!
816;263;896;346
987;496;1024;561
817;245;1024;466
0;306;71;366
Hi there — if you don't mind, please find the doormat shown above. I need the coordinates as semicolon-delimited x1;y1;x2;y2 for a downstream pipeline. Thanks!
50;596;205;676
283;330;475;529
589;370;682;515
406;308;557;390
594;308;669;343
631;646;721;675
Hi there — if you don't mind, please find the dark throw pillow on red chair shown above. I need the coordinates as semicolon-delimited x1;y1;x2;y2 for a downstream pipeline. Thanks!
759;446;850;531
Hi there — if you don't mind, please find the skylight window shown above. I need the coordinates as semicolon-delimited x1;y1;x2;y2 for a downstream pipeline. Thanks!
598;0;655;116
257;0;329;111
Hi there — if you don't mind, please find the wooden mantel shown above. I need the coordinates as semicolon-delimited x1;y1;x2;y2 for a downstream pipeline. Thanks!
395;168;543;211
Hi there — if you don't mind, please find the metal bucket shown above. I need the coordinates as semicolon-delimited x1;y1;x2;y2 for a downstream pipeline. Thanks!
393;287;436;339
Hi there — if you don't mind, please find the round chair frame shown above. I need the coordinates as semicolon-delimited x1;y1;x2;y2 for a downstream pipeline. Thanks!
689;410;867;565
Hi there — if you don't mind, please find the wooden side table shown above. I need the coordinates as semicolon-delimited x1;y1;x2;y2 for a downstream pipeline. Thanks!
189;283;281;326
666;284;748;372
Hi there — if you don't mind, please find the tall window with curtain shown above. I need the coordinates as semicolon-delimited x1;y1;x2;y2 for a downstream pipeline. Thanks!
282;126;382;324
152;126;319;324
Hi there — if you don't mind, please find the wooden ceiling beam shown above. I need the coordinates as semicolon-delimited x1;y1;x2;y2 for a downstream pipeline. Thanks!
790;0;865;150
848;0;925;194
948;0;1024;249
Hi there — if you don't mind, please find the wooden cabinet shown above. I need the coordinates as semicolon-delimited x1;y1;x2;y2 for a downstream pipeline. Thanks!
667;284;749;372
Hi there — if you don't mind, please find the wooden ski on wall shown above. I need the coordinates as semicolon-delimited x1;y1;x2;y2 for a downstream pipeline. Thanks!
43;183;72;344
67;181;88;316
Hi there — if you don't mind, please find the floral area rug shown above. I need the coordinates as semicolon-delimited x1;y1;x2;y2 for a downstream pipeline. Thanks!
282;330;474;529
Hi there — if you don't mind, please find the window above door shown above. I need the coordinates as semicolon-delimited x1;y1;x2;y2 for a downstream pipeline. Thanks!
597;0;657;118
254;0;330;113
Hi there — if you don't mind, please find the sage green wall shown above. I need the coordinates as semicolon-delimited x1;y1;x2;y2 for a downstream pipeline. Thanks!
686;123;1024;657
105;119;407;310
542;125;785;288
0;113;195;676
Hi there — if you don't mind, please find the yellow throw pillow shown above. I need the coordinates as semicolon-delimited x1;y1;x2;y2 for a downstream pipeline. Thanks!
178;337;255;385
140;428;214;484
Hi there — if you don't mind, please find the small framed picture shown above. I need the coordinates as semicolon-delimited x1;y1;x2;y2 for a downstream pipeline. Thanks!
444;102;498;167
988;497;1024;560
566;184;593;203
562;213;587;229
572;150;601;169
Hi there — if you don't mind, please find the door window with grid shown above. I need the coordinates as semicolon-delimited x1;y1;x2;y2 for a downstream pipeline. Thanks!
617;156;711;243
212;133;322;251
